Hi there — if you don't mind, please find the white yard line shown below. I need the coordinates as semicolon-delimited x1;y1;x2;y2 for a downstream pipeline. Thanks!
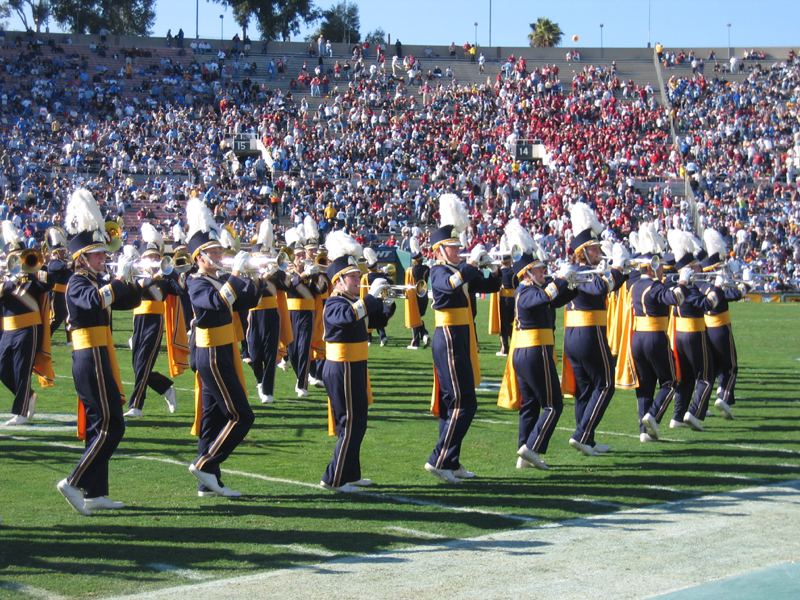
148;564;212;581
271;545;338;558
0;583;67;600
383;526;446;539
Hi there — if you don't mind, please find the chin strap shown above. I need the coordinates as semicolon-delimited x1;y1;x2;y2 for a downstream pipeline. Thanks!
200;250;225;273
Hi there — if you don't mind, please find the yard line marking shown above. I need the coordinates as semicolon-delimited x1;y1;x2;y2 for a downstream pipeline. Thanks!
272;545;338;557
0;583;67;600
148;564;212;581
777;463;800;469
365;493;539;523
0;434;532;522
384;526;446;539
646;485;701;495
568;498;625;508
713;473;768;482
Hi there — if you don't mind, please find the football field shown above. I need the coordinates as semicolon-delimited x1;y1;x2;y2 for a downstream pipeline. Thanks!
1;301;798;599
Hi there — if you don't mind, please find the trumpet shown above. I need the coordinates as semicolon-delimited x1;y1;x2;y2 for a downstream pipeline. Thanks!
314;249;329;266
553;267;606;290
2;249;45;277
105;221;123;253
360;281;428;299
106;256;174;279
172;251;192;274
220;251;291;276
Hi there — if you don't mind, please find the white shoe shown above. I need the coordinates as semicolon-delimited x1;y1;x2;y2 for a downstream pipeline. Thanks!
3;414;29;426
517;445;549;470
164;387;177;413
277;359;289;371
683;412;705;432
123;408;143;418
640;433;656;443
308;376;325;389
26;393;37;419
380;339;387;347
641;414;660;440
320;480;360;493
198;486;242;497
57;478;91;516
424;462;462;484
495;351;508;357
593;443;611;454
717;386;724;397
127;337;133;350
407;345;419;350
569;438;600;456
83;496;125;511
295;386;309;398
261;393;274;404
66;341;73;347
715;398;734;420
452;465;475;479
422;334;430;348
516;457;532;469
347;478;373;487
188;464;223;494
670;419;689;429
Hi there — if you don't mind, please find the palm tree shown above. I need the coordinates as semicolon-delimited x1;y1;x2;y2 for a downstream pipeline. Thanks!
528;17;564;47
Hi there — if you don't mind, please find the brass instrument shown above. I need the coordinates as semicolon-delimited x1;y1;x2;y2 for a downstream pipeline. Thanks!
42;226;68;260
173;251;192;274
19;248;45;274
106;256;173;279
315;249;329;266
222;225;241;252
220;251;291;276
359;281;428;299
105;221;123;253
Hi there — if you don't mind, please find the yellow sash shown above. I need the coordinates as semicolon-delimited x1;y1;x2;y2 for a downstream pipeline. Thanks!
53;283;68;293
276;290;293;358
165;295;189;377
312;290;327;360
704;311;731;327
634;316;669;331
404;268;422;329
133;299;166;315
488;291;501;335
191;323;247;437
498;329;556;411
34;292;54;388
3;311;42;329
613;285;638;389
565;309;608;327
252;295;279;310
287;298;315;311
675;317;706;332
72;325;125;440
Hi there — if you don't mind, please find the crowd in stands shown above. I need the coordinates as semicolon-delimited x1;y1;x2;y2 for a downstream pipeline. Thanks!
0;30;797;291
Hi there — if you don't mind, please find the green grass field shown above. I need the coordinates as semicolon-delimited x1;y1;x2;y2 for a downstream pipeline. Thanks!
1;301;799;599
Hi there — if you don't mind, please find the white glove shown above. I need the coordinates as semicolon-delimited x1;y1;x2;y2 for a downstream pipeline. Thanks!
468;245;485;265
556;262;573;279
679;267;693;285
369;277;389;298
303;262;320;277
232;251;250;274
714;275;727;287
116;257;133;280
264;261;280;277
486;262;498;274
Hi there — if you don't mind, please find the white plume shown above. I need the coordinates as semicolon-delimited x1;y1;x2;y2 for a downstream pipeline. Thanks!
600;239;614;259
438;193;470;234
703;228;727;258
65;188;105;235
185;198;218;240
637;222;666;256
363;247;378;266
2;220;21;245
628;231;640;254
219;228;236;250
285;226;305;247
570;202;603;237
690;235;704;255
257;220;274;249
122;245;140;260
667;229;694;262
410;237;421;255
303;215;319;242
504;219;535;256
324;230;363;261
140;222;163;252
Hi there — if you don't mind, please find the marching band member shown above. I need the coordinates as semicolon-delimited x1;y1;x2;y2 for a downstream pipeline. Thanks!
562;203;626;456
246;220;289;404
699;229;743;420
123;224;184;418
667;230;724;431
494;251;515;357
0;221;53;426
44;227;72;339
497;220;574;471
56;189;143;515
406;237;430;350
304;215;328;389
631;224;689;443
185;198;260;497
425;194;500;484
360;247;396;347
319;231;391;493
284;226;327;397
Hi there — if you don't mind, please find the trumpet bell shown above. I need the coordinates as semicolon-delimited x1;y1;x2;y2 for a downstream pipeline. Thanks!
20;248;45;274
6;253;22;276
105;221;123;253
173;251;192;274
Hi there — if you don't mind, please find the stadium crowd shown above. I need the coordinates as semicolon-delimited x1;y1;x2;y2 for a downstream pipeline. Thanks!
0;32;797;290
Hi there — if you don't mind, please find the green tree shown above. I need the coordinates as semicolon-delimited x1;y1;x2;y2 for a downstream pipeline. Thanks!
212;0;316;42
363;27;385;47
527;17;563;47
2;0;51;33
309;0;359;45
50;0;155;35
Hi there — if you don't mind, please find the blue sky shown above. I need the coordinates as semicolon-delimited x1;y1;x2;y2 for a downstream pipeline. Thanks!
8;0;798;51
